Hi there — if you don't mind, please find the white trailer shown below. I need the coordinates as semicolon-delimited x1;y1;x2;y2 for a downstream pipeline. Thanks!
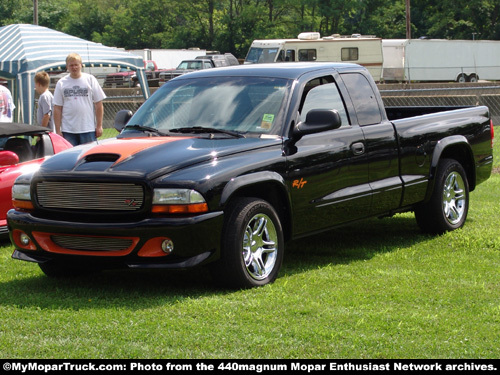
382;39;500;83
244;32;384;81
128;49;207;69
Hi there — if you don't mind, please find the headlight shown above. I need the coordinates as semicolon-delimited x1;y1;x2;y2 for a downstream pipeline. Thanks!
12;183;31;201
152;189;208;214
12;183;34;210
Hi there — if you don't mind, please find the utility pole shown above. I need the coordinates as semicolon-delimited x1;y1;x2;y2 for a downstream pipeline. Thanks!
33;0;38;25
405;0;411;39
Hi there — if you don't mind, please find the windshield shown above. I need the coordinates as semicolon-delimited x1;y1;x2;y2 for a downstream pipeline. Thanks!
245;47;280;63
128;76;290;136
176;61;203;70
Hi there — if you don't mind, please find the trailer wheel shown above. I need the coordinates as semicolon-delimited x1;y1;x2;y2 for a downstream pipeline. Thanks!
415;159;469;234
210;198;284;289
456;73;467;83
467;74;479;83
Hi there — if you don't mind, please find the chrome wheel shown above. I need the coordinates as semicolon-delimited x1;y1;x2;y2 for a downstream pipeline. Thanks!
213;198;284;289
242;213;278;280
442;171;466;225
415;158;469;234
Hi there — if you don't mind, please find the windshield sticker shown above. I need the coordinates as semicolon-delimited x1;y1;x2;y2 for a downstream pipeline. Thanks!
259;114;275;130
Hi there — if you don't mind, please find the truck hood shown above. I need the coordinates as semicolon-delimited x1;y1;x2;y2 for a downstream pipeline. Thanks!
38;136;282;179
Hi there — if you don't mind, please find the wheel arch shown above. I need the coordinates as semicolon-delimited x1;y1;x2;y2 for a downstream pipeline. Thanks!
219;172;292;241
426;136;475;200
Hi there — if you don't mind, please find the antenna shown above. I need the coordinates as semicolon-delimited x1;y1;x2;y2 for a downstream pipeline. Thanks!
86;43;92;75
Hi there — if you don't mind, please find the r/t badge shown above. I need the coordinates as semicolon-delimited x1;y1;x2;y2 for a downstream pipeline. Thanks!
292;178;307;189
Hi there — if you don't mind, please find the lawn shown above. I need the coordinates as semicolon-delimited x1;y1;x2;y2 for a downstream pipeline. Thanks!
0;128;498;359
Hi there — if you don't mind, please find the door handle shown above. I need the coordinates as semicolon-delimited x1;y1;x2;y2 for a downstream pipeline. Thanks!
351;142;365;155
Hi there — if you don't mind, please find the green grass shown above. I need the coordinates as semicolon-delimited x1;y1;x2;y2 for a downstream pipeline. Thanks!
99;127;119;140
0;129;498;359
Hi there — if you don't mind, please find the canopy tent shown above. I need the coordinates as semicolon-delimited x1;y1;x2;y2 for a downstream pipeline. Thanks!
0;24;150;123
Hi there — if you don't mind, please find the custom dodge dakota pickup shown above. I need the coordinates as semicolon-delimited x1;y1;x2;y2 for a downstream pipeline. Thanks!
8;63;494;288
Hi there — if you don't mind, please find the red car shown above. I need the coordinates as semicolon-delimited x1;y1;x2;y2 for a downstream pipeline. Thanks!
0;123;73;236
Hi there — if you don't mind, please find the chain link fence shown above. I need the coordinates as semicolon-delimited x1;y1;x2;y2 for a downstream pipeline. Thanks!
47;84;500;129
378;83;500;125
102;89;149;129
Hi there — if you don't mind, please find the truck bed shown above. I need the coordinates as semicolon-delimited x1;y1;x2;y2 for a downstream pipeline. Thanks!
385;105;472;121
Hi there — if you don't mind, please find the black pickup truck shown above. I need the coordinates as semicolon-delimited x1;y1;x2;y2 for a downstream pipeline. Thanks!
8;63;494;288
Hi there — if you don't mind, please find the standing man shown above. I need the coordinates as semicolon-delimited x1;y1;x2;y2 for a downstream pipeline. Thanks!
0;83;15;122
53;53;106;145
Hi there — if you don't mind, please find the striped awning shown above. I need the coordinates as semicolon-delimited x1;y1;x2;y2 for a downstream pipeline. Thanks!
0;24;149;123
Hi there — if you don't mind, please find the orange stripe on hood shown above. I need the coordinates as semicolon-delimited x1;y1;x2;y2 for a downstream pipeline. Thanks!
81;137;188;165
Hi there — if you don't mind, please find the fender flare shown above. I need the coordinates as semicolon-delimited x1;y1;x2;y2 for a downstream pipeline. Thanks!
426;135;474;201
219;171;289;207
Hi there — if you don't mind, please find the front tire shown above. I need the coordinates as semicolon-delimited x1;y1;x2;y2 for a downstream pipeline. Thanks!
211;198;284;289
415;158;469;234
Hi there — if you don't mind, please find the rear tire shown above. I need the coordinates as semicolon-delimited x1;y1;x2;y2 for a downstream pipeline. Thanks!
210;198;284;289
415;159;469;234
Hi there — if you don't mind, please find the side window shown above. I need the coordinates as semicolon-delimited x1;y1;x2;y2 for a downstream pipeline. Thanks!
341;73;382;125
285;49;295;61
341;48;359;61
299;76;349;127
298;49;317;61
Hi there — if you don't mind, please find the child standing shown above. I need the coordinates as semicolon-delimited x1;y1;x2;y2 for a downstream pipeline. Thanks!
34;72;55;131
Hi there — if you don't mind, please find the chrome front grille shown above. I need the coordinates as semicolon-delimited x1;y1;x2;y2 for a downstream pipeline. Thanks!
36;182;144;211
51;235;134;251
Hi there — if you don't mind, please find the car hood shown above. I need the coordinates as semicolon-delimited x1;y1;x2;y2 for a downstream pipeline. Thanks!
38;136;282;180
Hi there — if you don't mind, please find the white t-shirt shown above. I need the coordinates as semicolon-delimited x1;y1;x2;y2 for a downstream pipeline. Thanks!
53;73;106;133
0;85;15;122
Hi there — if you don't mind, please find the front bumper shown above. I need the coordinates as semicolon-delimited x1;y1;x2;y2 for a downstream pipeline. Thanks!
7;209;224;269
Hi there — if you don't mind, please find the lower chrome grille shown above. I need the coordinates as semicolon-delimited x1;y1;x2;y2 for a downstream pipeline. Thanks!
36;182;144;211
51;235;134;252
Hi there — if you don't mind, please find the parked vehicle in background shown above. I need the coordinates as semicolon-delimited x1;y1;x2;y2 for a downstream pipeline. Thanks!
134;60;171;87
159;53;239;85
196;53;240;67
103;60;169;88
382;39;500;83
128;48;207;70
8;63;493;288
0;123;72;236
159;59;215;85
245;32;383;81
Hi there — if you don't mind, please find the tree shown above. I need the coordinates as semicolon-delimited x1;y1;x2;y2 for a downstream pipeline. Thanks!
2;0;500;58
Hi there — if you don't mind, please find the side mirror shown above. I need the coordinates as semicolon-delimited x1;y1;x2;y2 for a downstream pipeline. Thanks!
0;150;20;166
292;109;342;140
114;110;133;132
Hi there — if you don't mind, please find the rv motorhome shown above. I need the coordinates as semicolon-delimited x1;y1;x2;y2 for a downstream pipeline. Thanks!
244;32;384;81
382;39;500;83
